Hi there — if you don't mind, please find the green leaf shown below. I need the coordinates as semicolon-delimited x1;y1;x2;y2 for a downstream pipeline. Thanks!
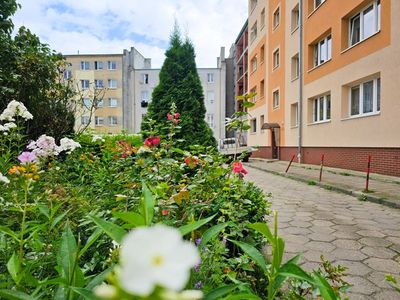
230;240;267;273
199;222;231;248
50;210;70;230
248;222;274;244
277;263;314;283
242;101;255;108
224;293;262;300
89;215;127;244
0;290;37;300
113;211;145;227
272;237;285;271
37;204;49;219
204;285;240;300
178;214;216;236
312;271;338;300
7;252;20;283
70;287;96;300
57;223;77;282
86;267;113;290
0;225;20;242
141;182;155;225
79;228;103;258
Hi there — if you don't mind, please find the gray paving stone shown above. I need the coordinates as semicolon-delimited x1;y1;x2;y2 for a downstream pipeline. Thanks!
311;219;335;227
361;246;397;259
331;249;368;261
332;230;361;240
346;276;379;295
367;271;393;289
305;241;336;252
356;230;386;238
289;220;312;228
364;258;400;273
303;250;335;263
372;290;400;300
359;237;393;247
334;260;372;276
308;232;336;242
332;239;363;250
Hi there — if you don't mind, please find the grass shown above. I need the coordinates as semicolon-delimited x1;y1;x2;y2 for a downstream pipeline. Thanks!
308;180;316;186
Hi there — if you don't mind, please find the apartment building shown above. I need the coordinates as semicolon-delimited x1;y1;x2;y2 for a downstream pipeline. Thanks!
245;0;400;176
65;47;228;141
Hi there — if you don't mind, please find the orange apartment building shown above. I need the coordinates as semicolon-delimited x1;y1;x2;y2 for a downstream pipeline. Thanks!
245;0;400;176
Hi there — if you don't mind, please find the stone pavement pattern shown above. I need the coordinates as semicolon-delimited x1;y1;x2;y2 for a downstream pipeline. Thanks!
245;165;400;299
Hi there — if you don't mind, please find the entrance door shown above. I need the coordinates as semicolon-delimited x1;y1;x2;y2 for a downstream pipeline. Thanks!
271;128;279;159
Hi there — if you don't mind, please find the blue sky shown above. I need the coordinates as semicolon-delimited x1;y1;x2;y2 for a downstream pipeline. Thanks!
13;0;248;68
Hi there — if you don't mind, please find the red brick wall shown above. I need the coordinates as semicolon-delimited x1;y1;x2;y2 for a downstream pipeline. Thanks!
256;146;400;177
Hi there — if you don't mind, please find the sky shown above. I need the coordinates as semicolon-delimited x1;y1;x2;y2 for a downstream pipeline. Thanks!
12;0;248;68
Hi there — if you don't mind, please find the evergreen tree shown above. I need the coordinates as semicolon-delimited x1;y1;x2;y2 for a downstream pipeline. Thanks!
144;27;216;148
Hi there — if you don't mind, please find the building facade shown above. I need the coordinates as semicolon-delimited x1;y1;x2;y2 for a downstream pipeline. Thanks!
244;0;400;176
65;47;227;141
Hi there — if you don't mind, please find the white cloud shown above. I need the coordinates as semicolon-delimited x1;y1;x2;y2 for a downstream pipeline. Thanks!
12;0;247;68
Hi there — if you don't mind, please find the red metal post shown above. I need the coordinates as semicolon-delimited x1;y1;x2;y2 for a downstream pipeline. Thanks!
286;154;296;173
365;155;372;191
319;154;325;182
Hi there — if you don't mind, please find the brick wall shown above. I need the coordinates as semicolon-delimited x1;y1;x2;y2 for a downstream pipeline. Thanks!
255;146;400;177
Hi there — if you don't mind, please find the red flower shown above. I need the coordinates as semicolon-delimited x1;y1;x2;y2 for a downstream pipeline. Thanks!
173;119;179;124
167;113;173;120
232;161;248;175
184;156;199;169
161;209;168;216
144;136;161;147
174;112;180;119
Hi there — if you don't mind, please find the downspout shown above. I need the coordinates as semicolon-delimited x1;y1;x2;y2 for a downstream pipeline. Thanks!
298;0;304;163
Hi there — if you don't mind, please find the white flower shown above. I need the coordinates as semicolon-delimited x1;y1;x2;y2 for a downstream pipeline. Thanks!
94;284;117;299
0;173;10;184
59;137;81;154
0;100;33;121
92;135;105;142
28;135;59;158
119;225;200;296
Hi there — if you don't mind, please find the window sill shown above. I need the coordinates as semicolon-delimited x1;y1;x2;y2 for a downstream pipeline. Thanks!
290;125;299;129
341;30;381;54
272;65;279;72
341;111;380;121
308;58;331;73
272;24;280;32
250;132;257;135
308;1;326;18
291;26;299;35
308;120;331;126
291;76;299;82
273;105;280;110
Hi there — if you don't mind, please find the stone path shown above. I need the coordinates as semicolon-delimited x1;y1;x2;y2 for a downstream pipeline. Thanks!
246;165;400;299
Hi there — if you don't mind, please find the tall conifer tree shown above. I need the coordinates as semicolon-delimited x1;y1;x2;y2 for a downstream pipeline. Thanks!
144;27;216;148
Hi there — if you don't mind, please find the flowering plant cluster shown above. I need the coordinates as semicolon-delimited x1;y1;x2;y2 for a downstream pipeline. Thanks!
0;100;33;122
26;135;81;159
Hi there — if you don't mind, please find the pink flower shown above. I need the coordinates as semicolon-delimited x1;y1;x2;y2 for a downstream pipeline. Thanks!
232;161;248;175
162;209;168;216
167;113;173;120
173;119;179;125
18;151;37;164
174;113;180;119
144;136;161;147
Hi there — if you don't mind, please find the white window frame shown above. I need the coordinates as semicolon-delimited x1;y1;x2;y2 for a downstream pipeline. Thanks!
95;116;104;126
109;98;117;107
260;8;266;29
141;91;149;102
314;0;325;10
250;118;257;133
273;6;280;29
206;113;214;128
108;79;117;89
83;98;92;108
94;61;103;70
96;99;104;108
273;48;280;69
207;91;215;104
64;70;72;79
108;61;117;70
314;35;332;67
108;116;118;126
291;103;299;127
250;21;257;42
291;4;300;32
207;73;214;83
80;61;90;70
81;80;90;90
251;56;257;72
349;0;381;47
273;89;280;108
312;94;331;123
142;73;149;84
81;116;90;125
94;79;104;89
349;77;380;117
250;87;257;103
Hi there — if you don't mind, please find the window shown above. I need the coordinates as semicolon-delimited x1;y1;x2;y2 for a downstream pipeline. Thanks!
95;116;104;126
207;73;214;83
94;61;103;70
250;0;257;12
314;35;332;67
94;79;104;89
291;54;300;80
251;118;257;133
260;8;266;29
273;48;280;69
250;87;257;102
250;21;257;42
291;4;300;32
141;91;149;101
81;80;90;90
109;98;117;107
260;115;265;130
64;70;72;79
96;100;104;108
83;98;92;108
273;7;280;29
260;80;265;97
291;103;299;127
207;91;215;104
108;116;118;125
80;61;90;70
260;45;265;63
273;90;280;108
108;79;117;89
314;0;325;9
206;114;214;128
81;116;90;125
251;56;257;72
108;61;117;70
142;74;149;84
312;94;331;123
349;0;380;47
350;77;380;116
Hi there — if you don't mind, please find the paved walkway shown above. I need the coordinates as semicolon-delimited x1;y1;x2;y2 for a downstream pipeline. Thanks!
245;165;400;299
247;159;400;208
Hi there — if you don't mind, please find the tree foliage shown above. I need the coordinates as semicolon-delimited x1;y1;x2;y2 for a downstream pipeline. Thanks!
0;0;75;141
144;27;216;148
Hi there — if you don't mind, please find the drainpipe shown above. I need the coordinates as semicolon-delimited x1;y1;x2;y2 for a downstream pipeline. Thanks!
298;0;304;163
